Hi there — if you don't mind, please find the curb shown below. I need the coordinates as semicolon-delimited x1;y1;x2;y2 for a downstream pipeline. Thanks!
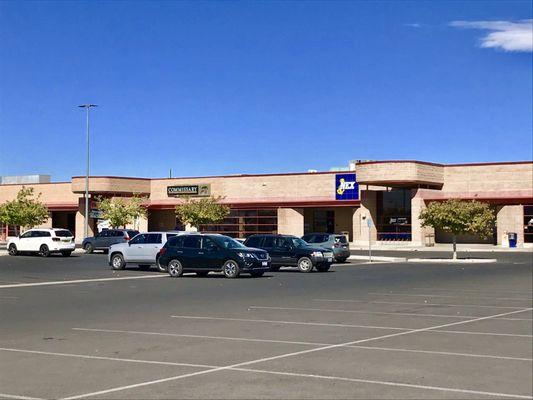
348;255;407;262
407;258;498;264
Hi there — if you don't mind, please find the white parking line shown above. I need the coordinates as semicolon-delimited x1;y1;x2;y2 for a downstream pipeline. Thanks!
170;315;533;338
72;327;533;362
412;287;533;295
0;275;166;289
1;346;530;399
62;307;533;400
248;305;532;321
369;292;533;301
0;394;44;400
314;298;526;310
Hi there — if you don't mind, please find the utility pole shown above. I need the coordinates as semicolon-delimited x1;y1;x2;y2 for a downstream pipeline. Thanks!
78;104;98;239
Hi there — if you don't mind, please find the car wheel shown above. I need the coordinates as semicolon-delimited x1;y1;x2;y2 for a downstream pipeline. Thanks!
138;264;151;271
223;260;240;279
156;258;167;273
196;271;209;277
8;244;18;256
250;271;264;278
270;266;280;271
61;251;72;257
335;257;347;263
316;265;331;272
84;243;94;254
168;259;183;278
111;253;126;270
297;257;313;273
39;244;50;257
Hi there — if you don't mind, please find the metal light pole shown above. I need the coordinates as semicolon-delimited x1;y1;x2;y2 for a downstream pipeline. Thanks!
78;104;97;239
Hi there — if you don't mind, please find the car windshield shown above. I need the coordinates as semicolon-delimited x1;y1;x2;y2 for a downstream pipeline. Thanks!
289;237;308;248
213;235;246;249
54;230;73;237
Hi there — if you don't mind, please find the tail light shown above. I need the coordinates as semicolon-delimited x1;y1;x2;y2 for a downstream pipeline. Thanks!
52;237;60;242
333;243;341;248
124;235;130;241
159;247;167;256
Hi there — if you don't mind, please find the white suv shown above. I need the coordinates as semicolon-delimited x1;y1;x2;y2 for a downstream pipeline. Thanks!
108;231;188;271
8;228;75;257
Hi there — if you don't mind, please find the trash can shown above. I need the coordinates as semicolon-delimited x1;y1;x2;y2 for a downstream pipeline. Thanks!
507;232;517;248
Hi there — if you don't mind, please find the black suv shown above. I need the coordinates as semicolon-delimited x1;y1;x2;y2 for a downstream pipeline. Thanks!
243;234;333;273
158;234;270;278
82;229;139;253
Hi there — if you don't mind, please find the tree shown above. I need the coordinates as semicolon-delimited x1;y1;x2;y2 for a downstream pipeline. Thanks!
97;195;148;229
0;187;49;236
419;199;495;259
175;196;230;230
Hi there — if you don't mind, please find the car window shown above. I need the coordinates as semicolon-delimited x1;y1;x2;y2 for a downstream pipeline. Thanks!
166;233;177;240
112;231;124;237
302;235;314;243
262;236;274;248
20;231;33;239
286;237;307;248
212;235;246;249
34;231;50;237
127;230;139;238
245;236;262;247
202;237;218;250
145;233;162;244
183;235;201;249
129;234;146;244
54;230;73;237
98;230;109;237
334;235;348;244
167;236;184;248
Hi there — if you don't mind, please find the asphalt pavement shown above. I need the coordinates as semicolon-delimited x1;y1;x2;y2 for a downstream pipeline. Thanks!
0;252;532;399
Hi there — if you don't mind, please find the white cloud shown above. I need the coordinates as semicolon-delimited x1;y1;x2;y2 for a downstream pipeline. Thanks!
404;23;422;28
450;19;533;52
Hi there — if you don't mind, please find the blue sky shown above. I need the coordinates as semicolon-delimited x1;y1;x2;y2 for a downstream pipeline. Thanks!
0;1;531;181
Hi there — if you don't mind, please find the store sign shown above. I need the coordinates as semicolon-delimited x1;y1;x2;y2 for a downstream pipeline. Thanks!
89;209;104;219
335;173;359;200
167;184;211;197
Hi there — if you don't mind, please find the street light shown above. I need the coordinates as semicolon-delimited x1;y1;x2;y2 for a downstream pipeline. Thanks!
78;104;97;240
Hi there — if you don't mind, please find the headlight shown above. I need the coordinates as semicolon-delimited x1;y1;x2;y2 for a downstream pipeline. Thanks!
311;251;323;258
237;252;255;259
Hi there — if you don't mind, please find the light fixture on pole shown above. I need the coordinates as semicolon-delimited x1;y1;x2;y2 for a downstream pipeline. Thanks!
78;104;97;240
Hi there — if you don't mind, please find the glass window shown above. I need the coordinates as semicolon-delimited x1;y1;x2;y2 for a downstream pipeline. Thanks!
245;236;262;247
129;234;146;244
128;230;139;238
145;234;162;244
166;233;177;240
212;235;246;249
202;237;218;250
334;235;348;244
183;235;201;249
54;230;73;237
262;236;275;248
168;236;184;248
20;231;33;239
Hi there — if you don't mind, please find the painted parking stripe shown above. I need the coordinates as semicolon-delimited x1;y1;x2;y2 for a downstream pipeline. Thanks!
1;347;530;400
0;394;44;400
248;305;532;321
369;292;533;301
314;298;527;310
72;328;533;362
412;287;533;295
0;274;166;289
61;307;533;400
170;315;533;338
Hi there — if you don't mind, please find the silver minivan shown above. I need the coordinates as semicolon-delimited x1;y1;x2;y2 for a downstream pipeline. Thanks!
301;233;350;262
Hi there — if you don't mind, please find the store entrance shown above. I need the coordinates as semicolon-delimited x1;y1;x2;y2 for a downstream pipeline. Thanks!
303;207;355;241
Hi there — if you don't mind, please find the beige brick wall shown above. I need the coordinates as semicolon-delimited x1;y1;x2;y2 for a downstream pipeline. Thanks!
411;190;435;246
0;182;80;204
497;205;524;246
357;162;444;185
353;190;377;244
71;177;151;195
278;208;304;236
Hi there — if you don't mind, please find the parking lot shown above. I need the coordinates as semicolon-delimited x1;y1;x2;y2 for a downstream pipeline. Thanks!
0;252;532;399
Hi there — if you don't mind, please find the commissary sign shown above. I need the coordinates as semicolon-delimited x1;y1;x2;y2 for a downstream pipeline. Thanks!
167;184;211;197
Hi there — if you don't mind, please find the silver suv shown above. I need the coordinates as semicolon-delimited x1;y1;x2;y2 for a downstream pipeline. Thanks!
301;233;350;262
108;231;189;271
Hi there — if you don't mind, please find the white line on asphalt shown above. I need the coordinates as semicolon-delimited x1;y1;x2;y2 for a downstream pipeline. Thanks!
412;287;533;295
0;347;213;369
62;307;533;400
248;305;532;321
314;298;525;310
72;327;533;362
0;274;166;289
2;347;530;399
369;292;533;301
0;394;44;400
170;315;533;338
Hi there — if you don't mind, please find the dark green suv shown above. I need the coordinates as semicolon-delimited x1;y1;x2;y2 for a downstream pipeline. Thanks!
243;234;333;273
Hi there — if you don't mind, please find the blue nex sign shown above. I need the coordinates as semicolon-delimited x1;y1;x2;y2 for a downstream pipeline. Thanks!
335;173;359;201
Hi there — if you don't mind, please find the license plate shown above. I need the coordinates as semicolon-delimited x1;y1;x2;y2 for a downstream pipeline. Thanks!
327;258;333;262
62;238;70;242
262;261;268;267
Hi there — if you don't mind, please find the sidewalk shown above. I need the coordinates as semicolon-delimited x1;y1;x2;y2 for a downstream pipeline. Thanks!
349;242;532;253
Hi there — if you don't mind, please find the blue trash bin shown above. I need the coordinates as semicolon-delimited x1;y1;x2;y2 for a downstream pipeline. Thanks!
508;232;517;248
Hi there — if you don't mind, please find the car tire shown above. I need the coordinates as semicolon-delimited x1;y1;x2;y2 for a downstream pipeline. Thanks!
222;260;240;279
8;244;18;256
39;244;50;257
250;271;264;278
196;271;209;277
111;253;126;270
335;257;348;263
316;265;331;272
84;243;94;254
61;251;72;257
270;266;281;271
168;259;183;278
138;264;151;270
297;257;313;273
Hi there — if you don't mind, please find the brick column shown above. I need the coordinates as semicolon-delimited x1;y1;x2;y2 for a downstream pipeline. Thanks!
353;190;377;244
497;205;524;246
277;208;304;236
411;190;434;246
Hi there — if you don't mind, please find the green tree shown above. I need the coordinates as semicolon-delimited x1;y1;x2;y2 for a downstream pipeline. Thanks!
0;187;49;235
419;199;495;259
97;195;148;229
175;196;230;230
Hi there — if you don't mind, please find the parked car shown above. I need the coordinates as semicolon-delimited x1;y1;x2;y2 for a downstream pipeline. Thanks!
108;231;186;271
243;234;333;272
82;229;139;254
158;233;270;278
7;228;75;257
301;233;350;262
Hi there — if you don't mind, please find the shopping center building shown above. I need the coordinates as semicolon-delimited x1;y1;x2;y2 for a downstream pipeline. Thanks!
1;160;532;247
